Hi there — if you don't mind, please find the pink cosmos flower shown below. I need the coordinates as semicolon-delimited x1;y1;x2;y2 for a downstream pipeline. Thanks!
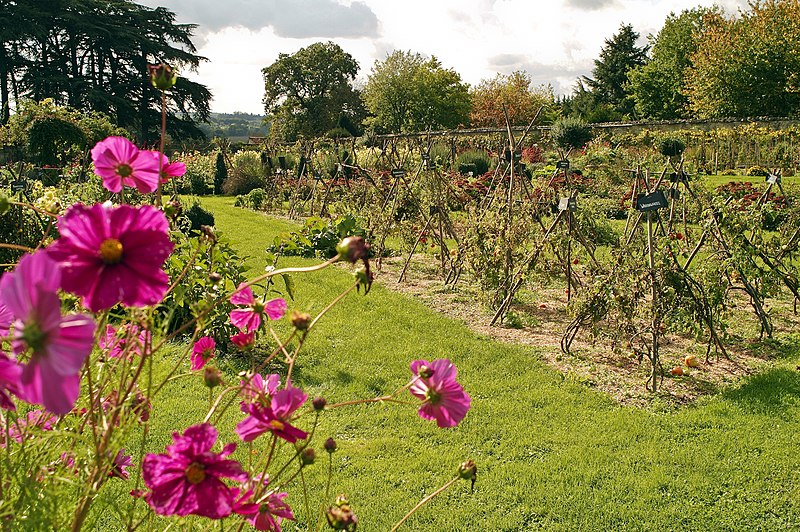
409;359;471;428
231;331;255;349
240;373;281;405
91;136;161;193
150;152;187;184
47;202;174;312
191;336;216;370
230;284;287;332
99;323;150;359
0;353;21;410
109;448;132;480
236;386;308;443
59;452;77;474
0;251;95;415
234;486;295;531
142;423;247;519
2;409;57;446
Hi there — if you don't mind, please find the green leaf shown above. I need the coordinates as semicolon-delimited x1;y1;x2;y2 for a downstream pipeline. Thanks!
282;273;295;301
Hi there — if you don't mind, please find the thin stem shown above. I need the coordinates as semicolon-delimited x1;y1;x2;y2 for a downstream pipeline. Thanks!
390;476;460;532
307;281;359;332
301;469;311;528
165;239;204;296
0;243;35;253
325;395;392;409
152;256;339;351
156;90;166;207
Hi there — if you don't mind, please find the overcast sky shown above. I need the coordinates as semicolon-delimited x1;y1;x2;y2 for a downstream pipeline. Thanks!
139;0;749;115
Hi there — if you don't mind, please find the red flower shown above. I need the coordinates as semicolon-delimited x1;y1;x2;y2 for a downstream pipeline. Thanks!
230;284;287;333
409;359;471;428
236;386;308;443
191;336;216;370
47;203;174;312
91;137;160;193
142;423;247;519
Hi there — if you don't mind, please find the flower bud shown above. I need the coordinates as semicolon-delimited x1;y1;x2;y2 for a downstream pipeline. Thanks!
324;437;337;453
200;225;217;243
312;396;327;411
354;265;373;294
290;310;311;331
458;459;477;481
203;366;223;388
417;365;433;379
300;447;316;466
148;63;177;90
131;389;152;422
336;236;369;263
0;194;10;215
326;495;358;531
458;459;477;492
164;200;182;219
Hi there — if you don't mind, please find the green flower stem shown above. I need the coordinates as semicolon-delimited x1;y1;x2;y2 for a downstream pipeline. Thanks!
156;90;166;207
153;254;340;351
390;475;460;532
164;238;205;297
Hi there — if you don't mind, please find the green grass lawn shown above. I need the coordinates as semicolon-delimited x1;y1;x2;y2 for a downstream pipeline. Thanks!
105;197;800;531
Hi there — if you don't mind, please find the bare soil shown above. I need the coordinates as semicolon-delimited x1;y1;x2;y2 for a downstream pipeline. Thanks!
373;252;800;408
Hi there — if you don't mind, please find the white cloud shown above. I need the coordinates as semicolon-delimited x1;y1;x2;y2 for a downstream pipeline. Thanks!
145;0;753;113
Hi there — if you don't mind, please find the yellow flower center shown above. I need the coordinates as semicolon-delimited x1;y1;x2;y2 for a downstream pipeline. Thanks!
425;389;441;405
99;239;124;264
269;419;285;431
117;164;133;178
185;462;206;485
22;320;47;354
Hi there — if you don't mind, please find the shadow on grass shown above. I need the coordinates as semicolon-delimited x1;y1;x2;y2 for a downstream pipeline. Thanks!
742;333;800;361
722;367;800;415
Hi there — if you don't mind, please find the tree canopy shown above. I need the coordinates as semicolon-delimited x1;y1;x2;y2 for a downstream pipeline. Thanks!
581;23;649;119
363;51;471;133
685;0;800;118
262;41;365;142
469;71;555;127
627;7;718;120
0;0;211;142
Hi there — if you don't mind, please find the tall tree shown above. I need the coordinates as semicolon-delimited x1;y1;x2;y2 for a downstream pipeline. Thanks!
1;0;210;141
363;50;471;133
583;23;648;118
686;0;800;118
469;70;555;127
262;41;365;142
627;7;718;120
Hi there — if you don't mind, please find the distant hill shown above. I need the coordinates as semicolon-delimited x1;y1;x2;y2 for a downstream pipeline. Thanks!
199;112;270;141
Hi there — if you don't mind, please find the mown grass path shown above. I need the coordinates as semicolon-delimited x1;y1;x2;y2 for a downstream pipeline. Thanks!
196;196;800;531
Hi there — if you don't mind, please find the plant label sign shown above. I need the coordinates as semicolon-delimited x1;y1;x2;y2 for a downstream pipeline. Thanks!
429;205;439;216
391;169;406;179
421;153;430;162
558;197;577;211
766;173;781;185
11;180;26;192
556;160;570;169
504;150;521;162
667;188;681;200
278;156;287;170
635;191;668;211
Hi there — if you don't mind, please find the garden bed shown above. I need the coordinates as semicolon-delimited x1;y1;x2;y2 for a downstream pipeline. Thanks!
376;250;800;408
